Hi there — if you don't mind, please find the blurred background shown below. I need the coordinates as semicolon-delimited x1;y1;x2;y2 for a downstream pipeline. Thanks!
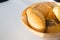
0;0;55;40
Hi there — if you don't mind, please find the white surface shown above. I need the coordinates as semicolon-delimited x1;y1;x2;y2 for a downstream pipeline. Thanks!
0;0;55;40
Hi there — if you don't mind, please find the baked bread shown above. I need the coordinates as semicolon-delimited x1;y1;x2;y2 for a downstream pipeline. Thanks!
26;8;46;32
35;2;56;19
22;2;60;33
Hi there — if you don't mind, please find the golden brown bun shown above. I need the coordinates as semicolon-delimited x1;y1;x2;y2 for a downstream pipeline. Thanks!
26;8;46;32
35;3;56;19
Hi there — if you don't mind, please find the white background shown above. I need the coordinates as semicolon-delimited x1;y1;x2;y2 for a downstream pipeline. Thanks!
0;0;55;40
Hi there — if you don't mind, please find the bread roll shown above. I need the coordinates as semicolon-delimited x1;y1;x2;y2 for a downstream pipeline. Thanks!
26;8;46;32
35;4;56;19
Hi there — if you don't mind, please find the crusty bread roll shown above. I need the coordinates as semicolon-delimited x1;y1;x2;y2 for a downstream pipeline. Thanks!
35;3;56;19
26;8;46;32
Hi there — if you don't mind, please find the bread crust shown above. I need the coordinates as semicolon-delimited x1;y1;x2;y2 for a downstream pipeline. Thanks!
26;8;46;32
